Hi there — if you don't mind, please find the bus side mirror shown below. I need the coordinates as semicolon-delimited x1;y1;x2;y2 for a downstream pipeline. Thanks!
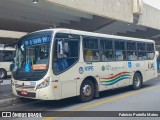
10;64;14;71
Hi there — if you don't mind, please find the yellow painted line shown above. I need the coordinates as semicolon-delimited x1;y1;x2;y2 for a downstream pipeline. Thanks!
43;85;160;120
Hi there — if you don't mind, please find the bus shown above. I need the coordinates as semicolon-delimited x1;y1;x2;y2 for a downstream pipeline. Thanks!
11;28;157;102
0;46;15;79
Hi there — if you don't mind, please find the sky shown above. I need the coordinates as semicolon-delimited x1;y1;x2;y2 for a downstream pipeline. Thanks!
143;0;160;10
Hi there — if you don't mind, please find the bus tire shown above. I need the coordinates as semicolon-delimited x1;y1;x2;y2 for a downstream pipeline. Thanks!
0;69;7;79
79;80;95;102
132;72;142;90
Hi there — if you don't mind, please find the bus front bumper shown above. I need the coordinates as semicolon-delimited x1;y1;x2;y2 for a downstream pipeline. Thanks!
12;84;56;100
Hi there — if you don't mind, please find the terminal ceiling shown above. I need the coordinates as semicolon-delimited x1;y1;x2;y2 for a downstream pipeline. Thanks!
0;0;160;44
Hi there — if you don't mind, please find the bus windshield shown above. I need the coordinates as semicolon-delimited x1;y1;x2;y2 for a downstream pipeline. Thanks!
13;32;52;80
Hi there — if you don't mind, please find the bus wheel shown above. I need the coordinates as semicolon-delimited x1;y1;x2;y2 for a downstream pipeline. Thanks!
80;80;95;102
132;73;142;90
0;69;7;79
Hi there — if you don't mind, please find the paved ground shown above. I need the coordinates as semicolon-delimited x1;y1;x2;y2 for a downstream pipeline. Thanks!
0;78;15;100
0;79;38;108
0;79;11;85
0;75;160;120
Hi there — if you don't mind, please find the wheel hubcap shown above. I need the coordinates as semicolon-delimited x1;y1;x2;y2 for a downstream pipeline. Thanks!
0;71;4;78
83;85;92;96
134;76;140;87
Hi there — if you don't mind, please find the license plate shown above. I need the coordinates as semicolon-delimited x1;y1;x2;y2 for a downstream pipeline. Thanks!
21;90;28;95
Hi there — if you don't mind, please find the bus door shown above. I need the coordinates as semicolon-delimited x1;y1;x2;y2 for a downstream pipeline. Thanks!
53;33;80;99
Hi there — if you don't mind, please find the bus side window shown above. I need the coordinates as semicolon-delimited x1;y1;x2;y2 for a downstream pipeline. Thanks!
101;51;114;61
127;42;137;61
83;37;99;62
147;43;155;60
115;41;126;61
3;50;14;62
100;39;114;62
53;33;80;74
138;52;147;60
137;43;147;60
127;51;137;61
116;51;123;60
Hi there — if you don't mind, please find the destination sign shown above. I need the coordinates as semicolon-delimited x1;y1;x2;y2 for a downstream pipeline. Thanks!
24;35;51;46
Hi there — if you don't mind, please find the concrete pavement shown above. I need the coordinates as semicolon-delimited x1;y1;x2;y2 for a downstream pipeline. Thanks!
0;79;19;107
0;79;11;85
0;79;37;107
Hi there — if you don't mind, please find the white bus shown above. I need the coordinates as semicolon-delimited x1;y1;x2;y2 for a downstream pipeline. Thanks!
0;46;15;79
11;28;157;102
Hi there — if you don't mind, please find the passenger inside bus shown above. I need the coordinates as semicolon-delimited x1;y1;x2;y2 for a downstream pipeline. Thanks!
101;52;107;61
101;51;113;61
116;51;124;60
36;51;48;64
85;49;93;61
53;44;69;73
92;51;100;61
127;52;137;61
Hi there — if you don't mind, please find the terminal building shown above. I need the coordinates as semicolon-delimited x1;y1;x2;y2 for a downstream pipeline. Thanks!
0;0;160;47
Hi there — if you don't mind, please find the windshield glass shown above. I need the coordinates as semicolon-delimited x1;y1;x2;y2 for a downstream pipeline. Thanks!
13;32;52;80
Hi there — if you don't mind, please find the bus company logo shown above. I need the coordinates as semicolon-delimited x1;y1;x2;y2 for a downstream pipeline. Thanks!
101;65;110;71
84;66;94;71
101;65;124;71
148;62;154;69
79;67;84;74
128;62;132;68
135;63;140;67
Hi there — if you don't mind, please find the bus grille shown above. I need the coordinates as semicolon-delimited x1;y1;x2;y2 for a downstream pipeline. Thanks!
15;84;35;90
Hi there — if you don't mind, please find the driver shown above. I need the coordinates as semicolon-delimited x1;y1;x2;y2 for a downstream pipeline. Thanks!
37;51;48;64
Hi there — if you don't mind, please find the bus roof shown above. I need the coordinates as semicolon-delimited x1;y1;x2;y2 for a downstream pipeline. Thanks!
29;28;155;43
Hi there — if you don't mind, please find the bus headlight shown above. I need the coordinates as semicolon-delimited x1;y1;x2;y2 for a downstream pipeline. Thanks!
36;77;50;89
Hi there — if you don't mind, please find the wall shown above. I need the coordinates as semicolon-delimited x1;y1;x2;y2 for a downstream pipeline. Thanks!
138;3;160;30
47;0;133;23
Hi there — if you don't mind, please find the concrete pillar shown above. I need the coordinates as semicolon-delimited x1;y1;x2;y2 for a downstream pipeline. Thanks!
47;0;133;23
138;3;160;30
